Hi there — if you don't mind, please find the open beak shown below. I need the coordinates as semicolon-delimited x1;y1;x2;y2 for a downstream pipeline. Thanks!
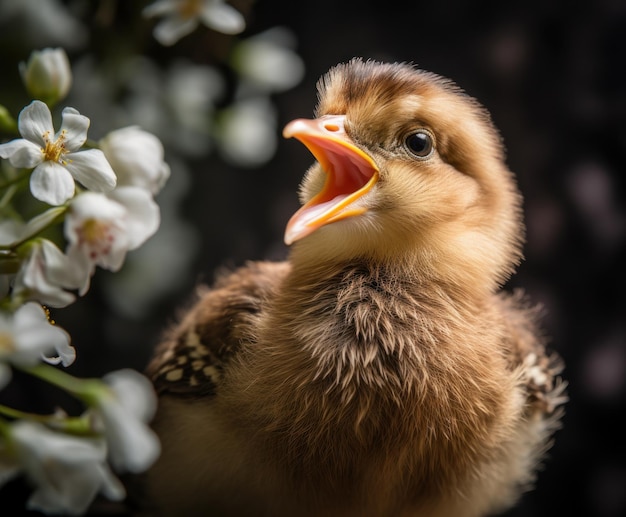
282;115;379;245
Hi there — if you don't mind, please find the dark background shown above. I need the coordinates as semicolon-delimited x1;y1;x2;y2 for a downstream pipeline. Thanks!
2;0;625;515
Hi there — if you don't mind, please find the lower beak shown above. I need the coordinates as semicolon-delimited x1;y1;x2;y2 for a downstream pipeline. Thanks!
282;115;379;245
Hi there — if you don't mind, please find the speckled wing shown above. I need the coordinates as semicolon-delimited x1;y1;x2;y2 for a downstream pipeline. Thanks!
146;261;290;398
499;290;568;417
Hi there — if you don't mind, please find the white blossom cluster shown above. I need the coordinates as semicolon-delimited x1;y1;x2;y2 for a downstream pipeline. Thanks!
0;0;304;513
0;47;164;514
143;0;246;46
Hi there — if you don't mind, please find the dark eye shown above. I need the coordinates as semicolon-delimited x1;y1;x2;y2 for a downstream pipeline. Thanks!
405;130;434;158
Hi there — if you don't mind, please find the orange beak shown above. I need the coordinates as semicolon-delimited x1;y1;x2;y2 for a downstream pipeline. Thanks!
282;115;379;245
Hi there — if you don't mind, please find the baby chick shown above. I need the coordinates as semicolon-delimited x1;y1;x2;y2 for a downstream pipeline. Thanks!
140;58;566;517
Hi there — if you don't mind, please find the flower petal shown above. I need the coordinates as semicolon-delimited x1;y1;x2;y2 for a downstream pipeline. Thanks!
104;405;161;473
104;369;157;422
66;247;94;296
40;239;90;292
96;464;126;501
64;149;117;192
58;107;89;151
0;139;43;168
12;301;50;329
30;161;75;205
3;302;74;368
14;243;77;308
66;190;125;222
65;192;128;272
42;339;76;367
153;16;199;46
29;162;75;205
14;303;73;352
97;370;161;473
17;100;53;146
11;421;124;515
199;3;245;35
142;0;178;17
108;187;160;249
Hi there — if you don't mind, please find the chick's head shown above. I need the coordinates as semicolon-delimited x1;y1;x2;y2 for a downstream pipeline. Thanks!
284;59;523;292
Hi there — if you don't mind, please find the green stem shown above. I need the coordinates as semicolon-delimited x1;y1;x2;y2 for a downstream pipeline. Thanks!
0;206;68;251
83;138;99;149
0;404;37;421
22;363;87;394
0;105;18;135
0;403;57;424
0;404;93;435
0;253;21;274
0;184;19;211
20;363;103;405
0;415;10;436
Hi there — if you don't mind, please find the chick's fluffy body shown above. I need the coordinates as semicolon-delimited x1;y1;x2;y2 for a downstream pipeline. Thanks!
142;60;565;517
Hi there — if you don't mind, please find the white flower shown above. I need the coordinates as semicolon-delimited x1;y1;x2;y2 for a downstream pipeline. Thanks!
0;0;88;51
233;27;305;93
143;0;245;46
64;188;160;289
0;100;116;205
163;61;224;156
3;421;125;515
217;97;278;167
0;302;75;389
19;47;72;106
100;126;170;195
12;239;91;308
89;369;160;473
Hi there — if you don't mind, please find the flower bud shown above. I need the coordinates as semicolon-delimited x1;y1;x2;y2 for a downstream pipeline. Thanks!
19;48;72;106
0;104;17;133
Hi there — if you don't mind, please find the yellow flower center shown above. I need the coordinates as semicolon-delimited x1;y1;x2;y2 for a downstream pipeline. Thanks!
81;218;109;243
78;218;116;259
42;129;68;164
0;331;14;353
178;0;203;19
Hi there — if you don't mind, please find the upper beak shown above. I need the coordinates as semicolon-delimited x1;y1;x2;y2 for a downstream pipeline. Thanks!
282;115;379;245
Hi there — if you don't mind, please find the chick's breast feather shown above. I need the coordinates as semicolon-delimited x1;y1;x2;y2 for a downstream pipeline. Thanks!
139;58;566;517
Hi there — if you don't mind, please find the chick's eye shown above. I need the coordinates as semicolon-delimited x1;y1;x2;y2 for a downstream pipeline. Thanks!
405;131;434;158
